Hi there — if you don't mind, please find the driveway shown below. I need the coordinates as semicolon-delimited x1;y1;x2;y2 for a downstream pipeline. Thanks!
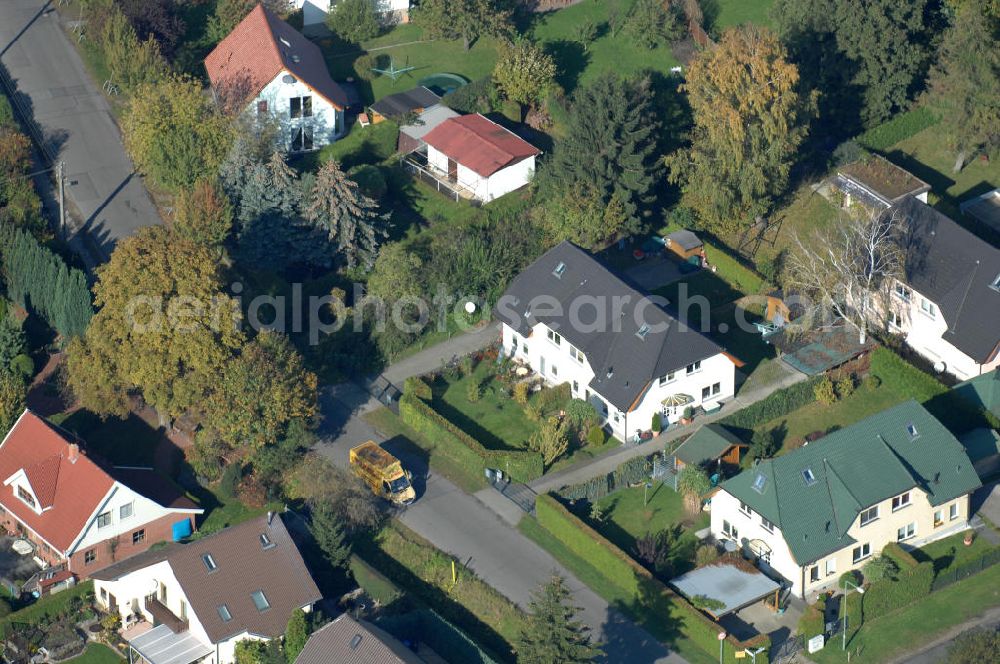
0;0;162;261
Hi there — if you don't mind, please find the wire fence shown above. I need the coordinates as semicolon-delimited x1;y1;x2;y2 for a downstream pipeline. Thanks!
930;545;1000;592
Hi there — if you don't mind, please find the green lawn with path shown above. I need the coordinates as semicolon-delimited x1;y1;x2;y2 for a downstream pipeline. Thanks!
64;644;123;664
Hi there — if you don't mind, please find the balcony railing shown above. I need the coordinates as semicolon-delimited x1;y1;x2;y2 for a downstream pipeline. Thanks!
144;594;188;633
400;151;480;205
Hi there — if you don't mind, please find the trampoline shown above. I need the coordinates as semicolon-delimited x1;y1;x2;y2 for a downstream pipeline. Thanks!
418;73;469;96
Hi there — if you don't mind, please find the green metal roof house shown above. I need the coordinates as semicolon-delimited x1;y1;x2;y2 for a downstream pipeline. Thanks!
953;369;1000;420
710;400;981;599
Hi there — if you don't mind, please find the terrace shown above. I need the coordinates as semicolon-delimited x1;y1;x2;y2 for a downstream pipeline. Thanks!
400;150;478;204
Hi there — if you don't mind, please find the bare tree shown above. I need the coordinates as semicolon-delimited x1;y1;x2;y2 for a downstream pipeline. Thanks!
788;207;906;344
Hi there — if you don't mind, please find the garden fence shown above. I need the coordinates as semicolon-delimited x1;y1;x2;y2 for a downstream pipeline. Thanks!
930;546;1000;592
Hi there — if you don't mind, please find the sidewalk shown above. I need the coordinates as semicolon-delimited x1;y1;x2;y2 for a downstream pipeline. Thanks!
530;362;808;493
378;322;500;386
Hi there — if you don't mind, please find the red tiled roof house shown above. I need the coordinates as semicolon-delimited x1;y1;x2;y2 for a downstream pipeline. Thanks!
204;4;348;152
422;113;540;204
0;410;202;580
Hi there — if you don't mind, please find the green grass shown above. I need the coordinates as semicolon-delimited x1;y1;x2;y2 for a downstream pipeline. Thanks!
364;406;488;493
192;484;280;535
806;562;1000;664
294;119;400;172
529;0;680;93
63;644;124;664
431;364;540;451
350;554;404;606
760;377;906;451
911;531;999;575
711;0;776;30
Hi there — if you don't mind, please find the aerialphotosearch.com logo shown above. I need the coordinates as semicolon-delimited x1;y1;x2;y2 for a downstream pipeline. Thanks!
123;282;832;344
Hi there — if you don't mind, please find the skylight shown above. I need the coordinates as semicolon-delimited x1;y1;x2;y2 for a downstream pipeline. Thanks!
636;324;650;340
992;273;1000;291
552;262;567;278
217;604;232;622
202;554;217;572
260;533;275;550
251;590;271;612
906;423;919;439
802;468;817;486
752;473;767;494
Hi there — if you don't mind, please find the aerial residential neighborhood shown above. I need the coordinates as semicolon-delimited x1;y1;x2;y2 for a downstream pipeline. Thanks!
0;1;998;664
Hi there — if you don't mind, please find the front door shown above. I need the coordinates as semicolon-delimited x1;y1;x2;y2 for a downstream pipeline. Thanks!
447;158;458;182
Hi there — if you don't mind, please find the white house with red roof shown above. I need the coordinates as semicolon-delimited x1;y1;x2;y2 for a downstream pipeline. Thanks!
292;1;410;31
204;5;348;152
0;410;202;580
421;113;541;204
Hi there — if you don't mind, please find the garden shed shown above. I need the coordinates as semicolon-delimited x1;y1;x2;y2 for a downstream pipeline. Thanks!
674;424;747;472
664;229;704;260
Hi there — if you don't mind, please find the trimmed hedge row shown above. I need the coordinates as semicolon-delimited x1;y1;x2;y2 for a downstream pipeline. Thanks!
559;455;651;503
535;494;770;662
720;378;820;431
857;107;940;151
399;393;544;482
862;557;934;622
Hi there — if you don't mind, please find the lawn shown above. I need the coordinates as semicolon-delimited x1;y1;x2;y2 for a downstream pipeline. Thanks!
431;364;540;451
190;483;280;536
751;184;843;267
64;644;124;664
806;562;1000;664
911;530;999;575
349;554;404;606
759;377;906;451
711;0;776;30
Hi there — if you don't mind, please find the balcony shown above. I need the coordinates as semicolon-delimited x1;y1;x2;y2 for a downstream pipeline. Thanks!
400;151;480;205
144;594;188;633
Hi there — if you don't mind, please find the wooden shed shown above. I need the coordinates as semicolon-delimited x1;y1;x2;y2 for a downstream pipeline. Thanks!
674;424;748;471
664;229;704;260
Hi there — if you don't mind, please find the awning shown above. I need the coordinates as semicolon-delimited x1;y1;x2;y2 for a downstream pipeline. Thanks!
662;393;694;407
669;562;781;619
129;624;213;664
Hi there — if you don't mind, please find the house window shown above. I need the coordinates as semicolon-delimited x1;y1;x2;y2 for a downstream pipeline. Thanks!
722;520;738;540
761;516;775;533
572;381;579;394
894;283;911;302
251;590;271;612
752;473;767;494
888;310;902;329
97;511;112;528
202;554;218;572
859;506;879;526
84;549;96;565
809;566;820;583
289;95;312;119
636;324;650;340
551;364;558;377
218;604;233;622
686;361;702;375
569;346;584;363
897;522;916;542
739;501;753;517
257;100;268;115
825;558;837;577
120;503;133;520
547;329;562;346
291;125;313;152
949;503;959;520
802;468;817;486
552;262;567;278
16;486;35;508
612;411;620;423
852;543;871;564
701;383;721;400
100;587;108;601
919;298;936;318
992;273;1000;291
659;372;676;387
891;492;910;511
132;529;145;545
933;509;944;527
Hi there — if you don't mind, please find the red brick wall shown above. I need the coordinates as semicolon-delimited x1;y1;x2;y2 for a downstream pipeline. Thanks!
67;513;196;577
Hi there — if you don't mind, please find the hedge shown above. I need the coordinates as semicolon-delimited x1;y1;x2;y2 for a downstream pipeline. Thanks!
857;107;940;151
0;581;93;636
719;378;820;431
559;455;651;503
399;393;544;482
535;494;770;662
378;608;500;664
861;558;934;622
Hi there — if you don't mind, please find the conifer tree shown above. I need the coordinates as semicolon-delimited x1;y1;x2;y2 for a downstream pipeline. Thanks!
517;575;602;664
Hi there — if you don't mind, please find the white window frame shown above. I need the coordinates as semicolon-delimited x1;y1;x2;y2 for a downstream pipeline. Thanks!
897;522;916;542
919;298;937;318
722;520;739;540
825;558;837;577
893;283;912;302
852;543;871;564
686;361;702;375
761;516;775;533
569;345;584;364
859;506;879;526
659;371;677;387
547;328;562;347
888;310;902;330
933;509;944;527
949;503;959;520
739;501;753;517
120;502;134;520
891;492;911;512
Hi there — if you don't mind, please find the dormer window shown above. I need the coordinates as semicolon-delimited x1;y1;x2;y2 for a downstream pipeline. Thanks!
552;262;566;278
260;533;275;550
203;553;218;572
16;485;35;509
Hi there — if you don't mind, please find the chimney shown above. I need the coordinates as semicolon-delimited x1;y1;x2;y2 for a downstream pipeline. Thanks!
67;443;79;464
267;510;274;525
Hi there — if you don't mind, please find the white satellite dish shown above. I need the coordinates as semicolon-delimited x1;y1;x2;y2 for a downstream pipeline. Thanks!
933;361;946;373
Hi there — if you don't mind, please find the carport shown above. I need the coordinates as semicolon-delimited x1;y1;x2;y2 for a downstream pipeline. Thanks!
669;562;781;620
127;625;213;664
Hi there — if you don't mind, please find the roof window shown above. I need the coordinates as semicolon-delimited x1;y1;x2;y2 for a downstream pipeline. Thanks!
802;468;817;486
202;554;217;572
217;604;232;622
552;262;567;278
752;473;767;494
991;273;1000;291
906;423;919;439
636;324;650;340
260;533;275;550
251;590;271;612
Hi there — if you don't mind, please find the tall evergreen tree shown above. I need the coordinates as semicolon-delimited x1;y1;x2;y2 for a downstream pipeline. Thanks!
308;500;352;571
545;73;659;229
517;575;602;664
303;159;389;269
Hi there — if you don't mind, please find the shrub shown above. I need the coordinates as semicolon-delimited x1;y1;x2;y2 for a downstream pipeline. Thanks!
565;398;598;432
858;106;940;151
403;376;432;400
839;569;862;588
325;0;381;43
529;417;570;466
465;378;482;403
586;425;606;447
695;543;720;566
459;355;476;377
348;164;388;199
862;560;934;621
524;402;542;422
651;412;662;433
512;381;530;405
836;375;855;399
814;376;837;405
535;382;571;415
442;77;499;115
863;555;899;583
721;378;819;430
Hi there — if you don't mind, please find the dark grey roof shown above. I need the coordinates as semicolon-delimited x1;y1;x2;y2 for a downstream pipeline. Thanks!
370;87;441;119
896;197;1000;363
295;614;424;664
666;229;702;251
494;241;726;412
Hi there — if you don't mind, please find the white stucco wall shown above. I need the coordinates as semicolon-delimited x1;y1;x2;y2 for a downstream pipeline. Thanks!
252;70;344;152
503;322;735;441
712;486;973;599
293;0;410;26
426;146;534;203
887;283;999;380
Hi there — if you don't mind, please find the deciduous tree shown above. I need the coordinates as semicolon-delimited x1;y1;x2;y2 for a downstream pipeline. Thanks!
0;371;26;435
212;0;290;38
365;243;424;301
284;609;310;662
284;454;383;531
667;26;814;234
414;0;512;51
492;40;556;120
326;0;381;43
529;416;569;466
517;575;602;664
626;0;685;49
174;178;234;250
537;187;632;250
65;226;244;420
123;74;234;191
925;0;1000;170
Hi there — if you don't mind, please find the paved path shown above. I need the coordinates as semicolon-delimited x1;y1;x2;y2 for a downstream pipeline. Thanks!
379;322;501;387
0;0;162;261
530;362;807;493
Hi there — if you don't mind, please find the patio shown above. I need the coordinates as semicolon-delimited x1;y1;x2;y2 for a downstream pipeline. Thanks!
401;150;478;203
0;535;46;593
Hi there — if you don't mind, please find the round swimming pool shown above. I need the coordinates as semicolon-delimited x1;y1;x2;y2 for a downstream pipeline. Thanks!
418;73;469;97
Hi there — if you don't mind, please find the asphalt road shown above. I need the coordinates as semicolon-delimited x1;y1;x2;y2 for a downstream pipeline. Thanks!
315;381;689;663
0;0;162;260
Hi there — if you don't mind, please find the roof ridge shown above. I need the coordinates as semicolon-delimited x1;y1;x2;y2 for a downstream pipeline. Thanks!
949;259;980;335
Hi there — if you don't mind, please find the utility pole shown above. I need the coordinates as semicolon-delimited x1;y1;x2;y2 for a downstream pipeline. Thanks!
57;160;65;240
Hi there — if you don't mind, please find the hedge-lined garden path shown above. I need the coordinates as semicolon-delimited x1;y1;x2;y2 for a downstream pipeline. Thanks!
530;362;807;494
